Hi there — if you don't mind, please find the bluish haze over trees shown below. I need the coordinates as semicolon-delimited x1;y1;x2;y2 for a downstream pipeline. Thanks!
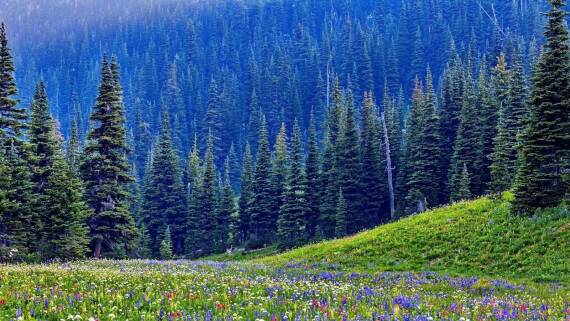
0;0;567;260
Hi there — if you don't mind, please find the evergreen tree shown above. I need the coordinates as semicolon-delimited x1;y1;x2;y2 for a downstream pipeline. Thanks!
304;112;320;239
185;139;203;256
204;79;224;163
318;131;337;239
80;56;137;258
335;189;347;238
198;133;219;254
514;0;570;213
215;162;235;252
271;123;289;220
238;143;253;245
248;116;275;248
336;92;363;233
159;225;173;259
277;121;308;248
141;114;186;256
404;70;444;213
449;70;484;200
457;163;472;200
66;118;81;175
0;22;26;144
360;92;386;225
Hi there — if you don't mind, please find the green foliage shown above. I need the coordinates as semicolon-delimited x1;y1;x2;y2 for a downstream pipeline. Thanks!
513;0;570;214
159;226;173;260
80;56;137;258
142;114;186;257
277;121;308;249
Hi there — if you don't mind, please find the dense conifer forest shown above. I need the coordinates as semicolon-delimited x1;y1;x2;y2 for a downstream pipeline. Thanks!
0;0;568;260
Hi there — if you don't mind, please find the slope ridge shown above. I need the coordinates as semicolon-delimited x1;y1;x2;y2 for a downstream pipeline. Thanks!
256;194;569;282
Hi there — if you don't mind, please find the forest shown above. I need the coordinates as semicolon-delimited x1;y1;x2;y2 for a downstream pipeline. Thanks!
0;0;568;261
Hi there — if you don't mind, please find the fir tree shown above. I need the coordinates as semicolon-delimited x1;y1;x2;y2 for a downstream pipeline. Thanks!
360;92;386;225
238;143;253;245
404;71;443;213
514;0;570;213
248;116;275;248
198;133;219;254
318;131;337;239
80;56;137;258
449;70;484;200
277;121;308;248
271;123;289;220
185;138;203;256
335;189;347;238
215;162;236;252
141;114;186;256
304;112;320;239
159;225;173;260
457;163;472;200
336;92;363;233
66;118;81;175
0;22;26;143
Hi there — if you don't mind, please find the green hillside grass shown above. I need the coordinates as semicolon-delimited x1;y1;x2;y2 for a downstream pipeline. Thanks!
252;193;569;282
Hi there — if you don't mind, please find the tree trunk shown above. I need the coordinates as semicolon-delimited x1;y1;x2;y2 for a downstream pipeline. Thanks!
381;112;396;219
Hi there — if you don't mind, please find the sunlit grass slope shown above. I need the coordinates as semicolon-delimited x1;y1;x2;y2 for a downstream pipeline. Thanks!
255;194;569;282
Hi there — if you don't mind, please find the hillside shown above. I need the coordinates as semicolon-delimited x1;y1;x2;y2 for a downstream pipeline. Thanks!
249;194;569;282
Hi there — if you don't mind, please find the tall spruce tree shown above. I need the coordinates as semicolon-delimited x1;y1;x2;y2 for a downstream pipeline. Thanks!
199;133;219;254
513;0;570;213
304;112;321;239
80;56;137;258
238;143;254;245
215;161;235;252
185;138;203;256
404;71;443;213
142;114;186;256
277;121;308;248
360;92;386;225
248;116;275;248
0;22;26;144
336;92;363;233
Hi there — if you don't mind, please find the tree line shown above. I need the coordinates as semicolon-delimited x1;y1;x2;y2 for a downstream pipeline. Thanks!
0;0;568;260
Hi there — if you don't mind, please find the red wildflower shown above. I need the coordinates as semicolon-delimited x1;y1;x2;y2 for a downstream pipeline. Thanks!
0;299;5;305
170;311;183;319
215;302;226;310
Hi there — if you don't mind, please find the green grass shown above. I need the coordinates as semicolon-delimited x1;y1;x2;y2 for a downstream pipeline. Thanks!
253;193;569;283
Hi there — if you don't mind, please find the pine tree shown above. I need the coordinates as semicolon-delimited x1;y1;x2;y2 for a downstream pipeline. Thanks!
456;163;472;201
215;162;236;252
185;138;203;256
238;143;253;245
66;118;81;175
318;131;337;239
514;0;570;213
336;92;363;233
40;149;90;260
304;112;320;239
199;133;219;254
404;71;444;213
28;82;90;260
248;116;275;248
277;121;308;248
141;114;186;257
0;22;26;144
476;61;499;191
80;56;137;258
204;79;224;163
335;189;347;238
271;123;289;220
360;92;386;225
449;70;484;200
159;225;173;260
1;144;34;260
